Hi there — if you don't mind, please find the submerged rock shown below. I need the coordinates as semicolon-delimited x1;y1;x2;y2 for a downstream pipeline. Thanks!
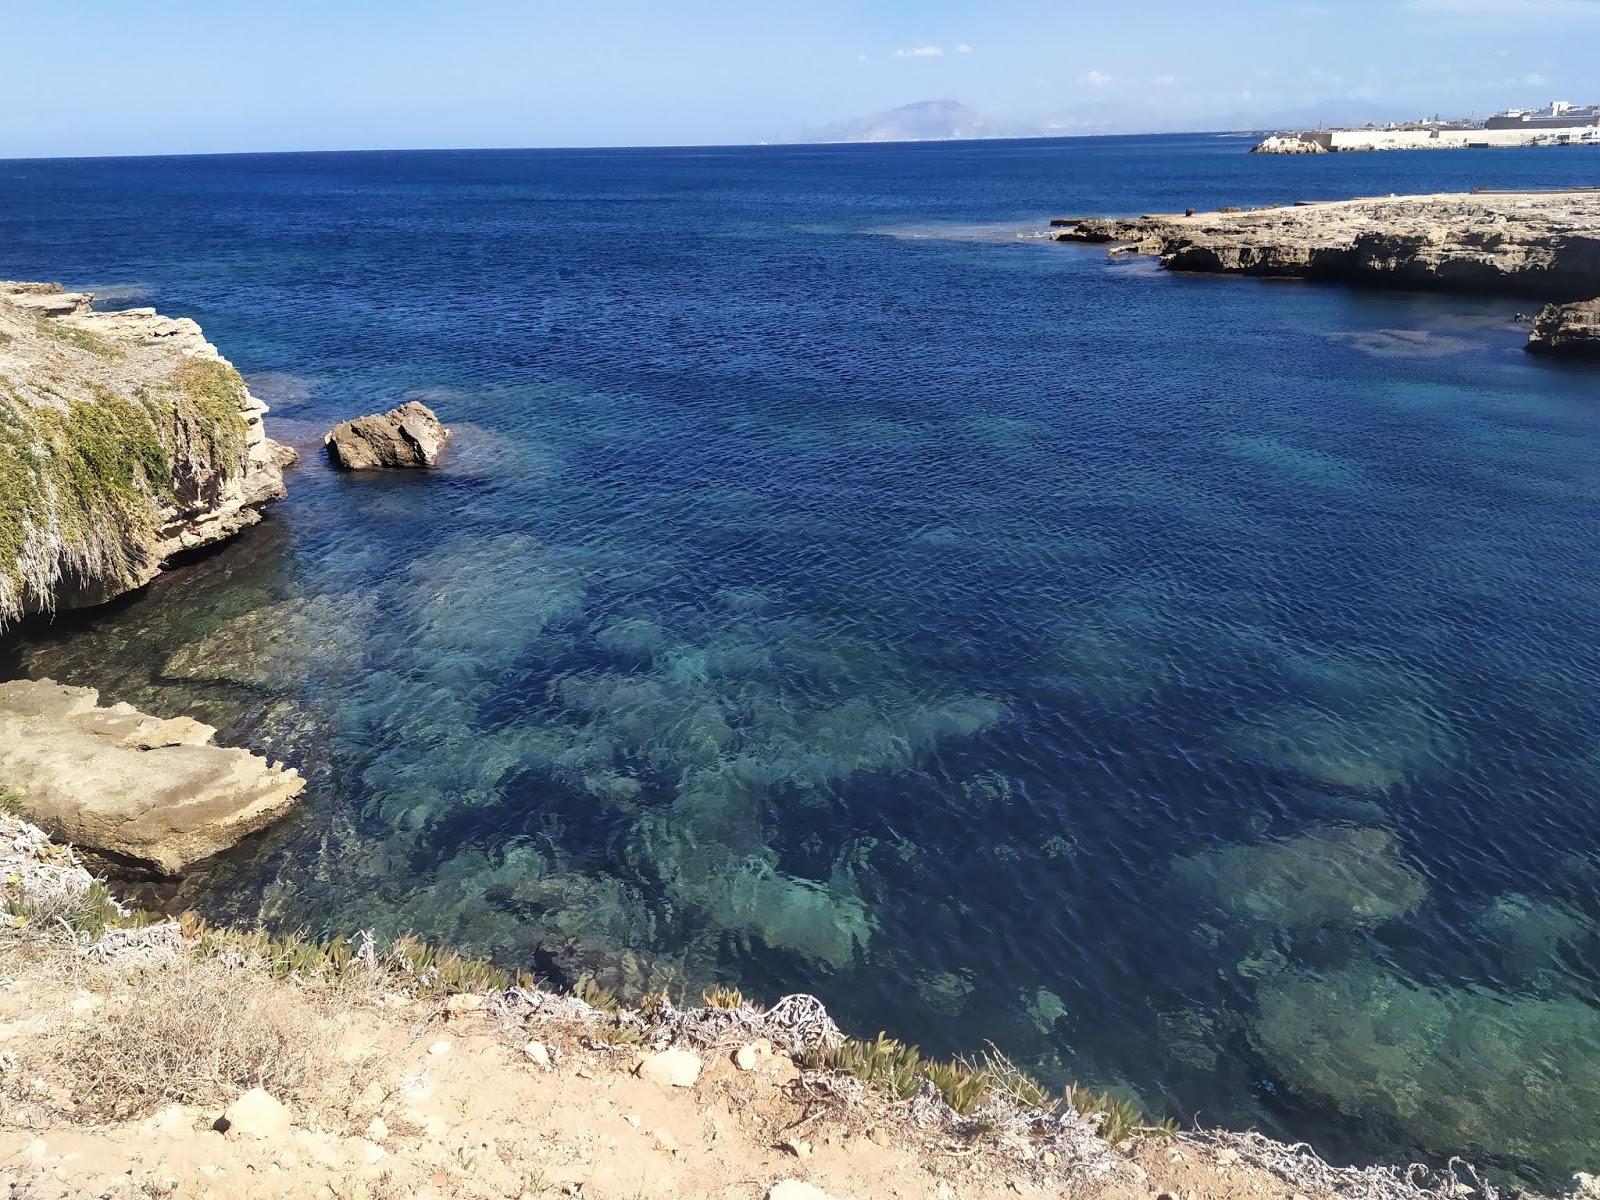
324;401;451;469
1527;298;1600;357
1473;893;1593;981
0;678;304;875
0;281;291;624
161;594;371;690
1174;825;1428;931
1252;955;1600;1182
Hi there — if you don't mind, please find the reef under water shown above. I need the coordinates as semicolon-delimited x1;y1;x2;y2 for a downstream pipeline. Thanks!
4;138;1600;1187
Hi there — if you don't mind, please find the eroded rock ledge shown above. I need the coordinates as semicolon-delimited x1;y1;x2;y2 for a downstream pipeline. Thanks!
0;678;304;874
1052;190;1600;300
1528;298;1600;357
0;281;293;624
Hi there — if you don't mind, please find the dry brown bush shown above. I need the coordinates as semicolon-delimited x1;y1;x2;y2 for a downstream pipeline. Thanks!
41;958;331;1121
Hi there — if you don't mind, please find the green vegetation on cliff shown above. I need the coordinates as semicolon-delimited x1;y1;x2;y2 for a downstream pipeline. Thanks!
0;340;252;624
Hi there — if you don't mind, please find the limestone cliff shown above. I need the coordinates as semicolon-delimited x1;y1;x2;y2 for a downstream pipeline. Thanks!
1053;190;1600;299
1527;297;1600;356
0;282;291;625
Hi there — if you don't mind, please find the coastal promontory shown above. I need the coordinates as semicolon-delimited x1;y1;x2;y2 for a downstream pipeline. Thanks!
1054;190;1600;299
1528;298;1600;356
0;282;292;625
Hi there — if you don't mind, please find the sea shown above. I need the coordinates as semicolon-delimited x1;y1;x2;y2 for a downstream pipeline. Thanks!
3;134;1599;1187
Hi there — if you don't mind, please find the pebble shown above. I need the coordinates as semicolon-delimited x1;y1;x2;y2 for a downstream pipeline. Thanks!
651;1128;680;1154
523;1039;553;1069
444;993;484;1014
778;1138;812;1158
635;1047;702;1089
365;1116;389;1142
733;1039;772;1071
216;1088;291;1139
428;1039;453;1057
140;1104;191;1137
1215;1148;1240;1166
767;1183;834;1200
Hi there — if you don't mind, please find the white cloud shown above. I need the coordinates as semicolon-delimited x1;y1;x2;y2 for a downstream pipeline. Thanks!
856;52;870;63
893;45;945;58
955;43;974;54
1149;74;1178;86
1078;69;1114;87
1522;71;1551;85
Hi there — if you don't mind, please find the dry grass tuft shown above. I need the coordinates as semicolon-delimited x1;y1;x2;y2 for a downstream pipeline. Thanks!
40;959;331;1121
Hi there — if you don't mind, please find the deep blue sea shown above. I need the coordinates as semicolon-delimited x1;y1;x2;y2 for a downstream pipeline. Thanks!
4;135;1600;1185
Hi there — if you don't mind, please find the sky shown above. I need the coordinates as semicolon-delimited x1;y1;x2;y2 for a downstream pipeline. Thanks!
2;0;1596;157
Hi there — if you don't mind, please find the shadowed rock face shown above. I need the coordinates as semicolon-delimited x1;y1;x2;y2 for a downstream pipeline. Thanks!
0;678;304;875
1528;298;1600;356
0;282;292;624
324;401;451;469
1054;191;1600;300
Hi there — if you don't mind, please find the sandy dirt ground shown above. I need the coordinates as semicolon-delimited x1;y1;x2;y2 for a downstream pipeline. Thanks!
0;946;1337;1200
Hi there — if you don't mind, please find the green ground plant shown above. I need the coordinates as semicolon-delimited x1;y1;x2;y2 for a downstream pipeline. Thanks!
803;1029;1171;1137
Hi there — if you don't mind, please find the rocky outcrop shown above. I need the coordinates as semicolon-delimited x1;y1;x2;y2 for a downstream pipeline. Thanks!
1250;136;1326;155
0;282;291;625
1528;298;1600;356
0;678;304;874
325;401;450;469
1053;190;1600;299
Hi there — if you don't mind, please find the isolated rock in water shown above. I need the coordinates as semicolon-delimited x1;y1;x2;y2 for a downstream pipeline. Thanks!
216;1088;291;1138
325;401;451;469
0;678;305;875
1527;298;1600;357
1251;135;1327;154
635;1048;702;1089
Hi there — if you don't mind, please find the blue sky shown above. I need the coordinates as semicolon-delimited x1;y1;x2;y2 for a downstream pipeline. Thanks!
2;0;1595;156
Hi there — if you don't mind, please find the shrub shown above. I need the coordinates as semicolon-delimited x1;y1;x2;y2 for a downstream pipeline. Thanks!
47;959;327;1121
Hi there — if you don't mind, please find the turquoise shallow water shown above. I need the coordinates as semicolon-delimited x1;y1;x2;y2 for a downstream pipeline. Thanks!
3;136;1600;1185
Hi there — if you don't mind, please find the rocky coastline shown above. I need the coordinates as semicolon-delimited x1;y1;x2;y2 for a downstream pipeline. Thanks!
3;272;1597;1197
1528;298;1600;356
0;281;292;625
0;678;304;875
0;810;1556;1200
1051;190;1600;353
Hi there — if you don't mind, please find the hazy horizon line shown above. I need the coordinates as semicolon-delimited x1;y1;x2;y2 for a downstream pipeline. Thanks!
0;127;1264;165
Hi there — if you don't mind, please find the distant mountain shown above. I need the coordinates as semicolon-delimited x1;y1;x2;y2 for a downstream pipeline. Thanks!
784;100;1041;144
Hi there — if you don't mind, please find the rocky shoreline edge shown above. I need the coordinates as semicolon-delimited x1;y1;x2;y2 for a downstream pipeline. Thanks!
1049;189;1600;356
1;810;1563;1200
